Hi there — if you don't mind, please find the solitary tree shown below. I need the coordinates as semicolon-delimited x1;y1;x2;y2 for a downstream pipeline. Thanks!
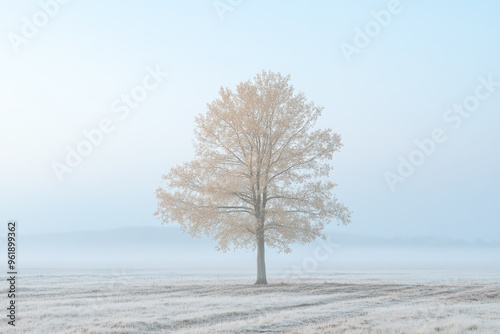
155;71;351;284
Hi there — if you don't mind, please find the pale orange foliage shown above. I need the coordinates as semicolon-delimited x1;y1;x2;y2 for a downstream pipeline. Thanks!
155;70;351;253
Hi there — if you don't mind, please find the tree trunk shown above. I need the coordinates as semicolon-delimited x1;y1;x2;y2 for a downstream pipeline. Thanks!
255;231;268;285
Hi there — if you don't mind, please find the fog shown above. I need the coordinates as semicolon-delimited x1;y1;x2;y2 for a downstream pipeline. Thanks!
13;226;500;270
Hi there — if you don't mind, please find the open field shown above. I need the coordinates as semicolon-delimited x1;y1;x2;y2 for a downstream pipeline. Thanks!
4;269;500;333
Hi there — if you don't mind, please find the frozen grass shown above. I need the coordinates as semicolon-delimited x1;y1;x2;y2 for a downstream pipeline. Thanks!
3;269;499;333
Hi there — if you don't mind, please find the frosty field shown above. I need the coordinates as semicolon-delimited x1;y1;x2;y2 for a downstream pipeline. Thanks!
4;268;500;333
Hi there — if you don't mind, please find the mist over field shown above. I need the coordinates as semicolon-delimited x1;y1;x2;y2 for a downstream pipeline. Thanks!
16;226;500;270
10;226;499;332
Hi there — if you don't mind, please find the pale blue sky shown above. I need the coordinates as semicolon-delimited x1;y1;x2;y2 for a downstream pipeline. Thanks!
0;0;499;241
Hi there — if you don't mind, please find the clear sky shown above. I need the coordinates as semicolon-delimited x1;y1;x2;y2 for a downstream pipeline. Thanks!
1;0;499;241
